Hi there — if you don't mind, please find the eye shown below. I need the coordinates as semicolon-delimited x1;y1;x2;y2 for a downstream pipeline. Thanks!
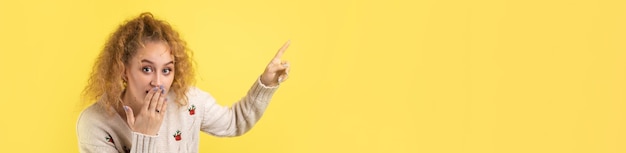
142;67;153;73
163;68;172;75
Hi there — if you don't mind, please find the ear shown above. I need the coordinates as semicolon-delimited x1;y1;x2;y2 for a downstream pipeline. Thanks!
121;66;129;81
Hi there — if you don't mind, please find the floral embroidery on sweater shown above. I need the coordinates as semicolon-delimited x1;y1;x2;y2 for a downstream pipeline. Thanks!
173;130;182;141
105;134;114;144
188;104;196;115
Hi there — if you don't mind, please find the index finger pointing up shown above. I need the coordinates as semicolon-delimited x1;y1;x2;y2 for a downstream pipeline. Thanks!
274;40;291;59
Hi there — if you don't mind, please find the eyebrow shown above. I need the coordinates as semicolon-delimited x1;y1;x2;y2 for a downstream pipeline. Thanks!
141;59;174;66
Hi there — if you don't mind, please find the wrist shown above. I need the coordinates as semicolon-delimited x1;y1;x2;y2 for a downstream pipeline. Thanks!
259;75;278;87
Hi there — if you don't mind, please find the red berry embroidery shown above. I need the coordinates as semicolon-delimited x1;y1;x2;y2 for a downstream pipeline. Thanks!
173;130;182;141
105;134;114;143
188;105;196;115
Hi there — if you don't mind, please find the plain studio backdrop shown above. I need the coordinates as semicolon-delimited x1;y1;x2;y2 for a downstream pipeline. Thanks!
1;0;626;152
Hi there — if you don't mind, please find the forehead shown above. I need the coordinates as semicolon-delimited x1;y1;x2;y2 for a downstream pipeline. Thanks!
133;41;173;63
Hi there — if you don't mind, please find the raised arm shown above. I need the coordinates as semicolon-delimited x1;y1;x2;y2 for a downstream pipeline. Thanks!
200;41;292;136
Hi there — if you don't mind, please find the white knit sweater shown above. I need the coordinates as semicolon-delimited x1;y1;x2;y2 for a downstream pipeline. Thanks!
76;79;278;153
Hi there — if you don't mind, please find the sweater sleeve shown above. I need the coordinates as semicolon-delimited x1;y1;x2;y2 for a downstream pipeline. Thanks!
77;104;159;153
78;143;119;153
129;132;158;153
78;125;158;153
76;106;120;153
199;77;279;137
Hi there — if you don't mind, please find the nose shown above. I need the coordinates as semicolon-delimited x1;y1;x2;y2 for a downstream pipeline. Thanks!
150;73;162;87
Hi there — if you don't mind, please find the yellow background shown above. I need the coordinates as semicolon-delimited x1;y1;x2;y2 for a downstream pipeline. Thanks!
1;0;626;152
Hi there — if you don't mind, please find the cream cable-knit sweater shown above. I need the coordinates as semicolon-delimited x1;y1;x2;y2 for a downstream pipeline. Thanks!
77;79;278;153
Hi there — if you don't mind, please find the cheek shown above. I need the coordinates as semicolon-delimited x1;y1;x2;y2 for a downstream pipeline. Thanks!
127;73;151;89
160;75;175;93
165;76;175;87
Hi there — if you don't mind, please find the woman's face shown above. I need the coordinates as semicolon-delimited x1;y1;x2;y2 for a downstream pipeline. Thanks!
124;41;175;105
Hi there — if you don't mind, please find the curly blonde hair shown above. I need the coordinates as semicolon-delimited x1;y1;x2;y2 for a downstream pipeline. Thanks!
82;12;195;113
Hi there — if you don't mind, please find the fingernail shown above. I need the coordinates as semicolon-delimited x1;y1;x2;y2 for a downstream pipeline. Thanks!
123;106;129;111
153;87;158;91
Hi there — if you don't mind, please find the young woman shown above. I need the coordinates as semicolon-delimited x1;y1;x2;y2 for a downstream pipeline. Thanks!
77;12;290;153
